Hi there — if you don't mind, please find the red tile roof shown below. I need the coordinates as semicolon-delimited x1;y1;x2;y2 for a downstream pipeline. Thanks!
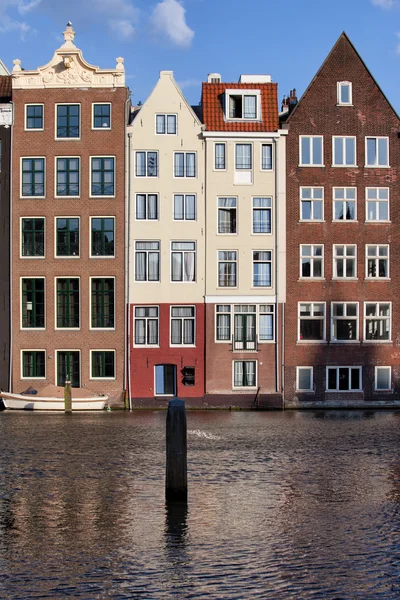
0;76;12;102
201;82;279;132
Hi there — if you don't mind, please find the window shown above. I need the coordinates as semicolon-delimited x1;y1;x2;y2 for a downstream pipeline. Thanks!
218;197;236;233
331;302;359;342
333;245;357;278
56;218;79;257
299;136;323;166
57;351;80;388
91;157;115;196
300;187;324;221
155;364;176;396
365;302;391;341
218;251;237;287
332;136;356;166
91;217;115;257
135;241;160;282
22;350;45;379
252;197;271;234
253;251;271;287
174;195;196;221
259;305;274;341
215;143;226;169
333;188;356;221
216;305;231;341
93;104;111;129
91;278;115;329
171;242;196;282
375;366;391;391
233;305;256;350
366;137;389;167
182;366;195;386
26;104;43;130
91;351;115;379
261;144;273;170
226;92;259;120
235;144;252;169
21;278;45;328
337;81;352;105
21;158;45;197
21;218;44;257
134;306;159;345
135;151;158;177
171;306;195;346
233;361;257;388
174;152;196;177
56;278;80;328
156;114;176;134
366;245;389;279
300;245;323;278
56;104;80;138
299;302;325;341
136;194;158;220
215;304;274;343
56;157;79;197
296;367;313;392
327;367;361;391
366;188;389;222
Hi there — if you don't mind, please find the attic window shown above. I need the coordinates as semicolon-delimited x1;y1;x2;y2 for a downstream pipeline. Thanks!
337;82;352;106
225;90;261;121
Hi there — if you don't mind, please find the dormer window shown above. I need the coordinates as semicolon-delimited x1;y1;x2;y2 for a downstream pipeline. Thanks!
337;81;352;105
225;90;261;121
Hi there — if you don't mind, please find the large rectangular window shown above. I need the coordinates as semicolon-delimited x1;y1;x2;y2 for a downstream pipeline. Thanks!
366;245;389;279
375;367;391;391
91;217;115;257
365;302;391;341
57;351;80;388
215;143;226;169
299;136;323;166
171;306;195;346
300;245;323;278
174;152;196;177
327;367;361;391
135;152;158;177
261;144;273;170
156;114;177;134
21;158;45;197
134;306;159;346
155;365;176;396
91;351;115;379
366;137;389;167
218;197;237;234
299;302;325;341
233;305;256;350
333;187;356;221
235;144;252;169
331;302;359;342
174;195;196;220
233;361;257;387
227;93;258;119
366;188;389;222
216;304;274;343
300;187;324;221
56;278;80;328
56;104;80;138
26;104;43;130
252;197;272;234
92;103;111;129
253;251;272;287
91;278;115;329
56;218;79;257
136;194;158;220
171;242;196;282
333;245;356;278
332;136;356;166
135;241;160;282
56;157;79;197
21;278;45;328
22;350;45;378
296;367;313;392
21;218;45;257
91;157;115;196
218;251;237;287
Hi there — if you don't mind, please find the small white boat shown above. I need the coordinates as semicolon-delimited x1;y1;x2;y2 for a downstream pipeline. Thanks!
0;384;108;411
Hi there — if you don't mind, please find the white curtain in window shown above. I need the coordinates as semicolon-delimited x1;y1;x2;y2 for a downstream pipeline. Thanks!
183;319;194;344
174;153;184;177
174;195;184;220
186;195;196;220
167;115;176;134
148;195;158;219
260;314;273;340
172;252;182;280
215;144;225;168
135;319;145;344
136;152;145;176
135;253;146;280
217;314;230;340
244;95;256;118
184;252;195;281
234;361;243;386
186;153;195;177
148;252;159;281
148;319;158;344
156;114;165;133
262;145;272;169
171;319;182;344
136;194;146;219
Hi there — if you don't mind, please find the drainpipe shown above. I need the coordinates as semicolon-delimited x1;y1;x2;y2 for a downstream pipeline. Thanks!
126;130;133;409
274;137;279;395
8;104;13;393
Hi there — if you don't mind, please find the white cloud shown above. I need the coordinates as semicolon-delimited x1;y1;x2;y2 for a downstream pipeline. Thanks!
109;19;135;39
150;0;194;47
18;0;42;14
0;1;38;38
371;0;396;8
178;77;201;89
0;14;31;39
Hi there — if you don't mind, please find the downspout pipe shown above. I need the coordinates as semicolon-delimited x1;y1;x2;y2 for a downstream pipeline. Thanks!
126;130;133;409
274;138;279;395
8;104;13;393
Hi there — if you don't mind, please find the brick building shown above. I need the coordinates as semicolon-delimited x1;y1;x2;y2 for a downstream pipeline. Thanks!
282;33;400;407
10;24;128;402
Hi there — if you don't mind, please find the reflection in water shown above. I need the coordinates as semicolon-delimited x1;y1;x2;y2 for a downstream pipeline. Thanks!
0;410;400;598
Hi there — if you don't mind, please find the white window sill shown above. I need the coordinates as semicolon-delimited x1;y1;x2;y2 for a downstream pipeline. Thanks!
364;277;390;281
298;164;325;168
332;277;358;281
299;219;325;223
330;340;360;344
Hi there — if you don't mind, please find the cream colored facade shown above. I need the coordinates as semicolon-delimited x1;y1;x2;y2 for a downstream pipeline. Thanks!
127;71;205;305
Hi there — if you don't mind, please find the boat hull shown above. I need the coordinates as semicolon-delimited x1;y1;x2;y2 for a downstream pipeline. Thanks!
1;394;107;411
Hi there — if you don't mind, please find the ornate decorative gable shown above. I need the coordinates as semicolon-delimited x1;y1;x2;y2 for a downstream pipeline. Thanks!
12;23;125;89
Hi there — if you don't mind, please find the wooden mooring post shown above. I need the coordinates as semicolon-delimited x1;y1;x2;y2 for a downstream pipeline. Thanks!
166;399;187;502
64;378;72;414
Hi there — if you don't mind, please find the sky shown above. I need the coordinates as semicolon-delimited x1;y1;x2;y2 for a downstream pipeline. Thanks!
0;0;400;112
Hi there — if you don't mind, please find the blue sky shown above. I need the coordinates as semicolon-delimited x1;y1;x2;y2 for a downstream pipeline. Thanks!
1;0;400;112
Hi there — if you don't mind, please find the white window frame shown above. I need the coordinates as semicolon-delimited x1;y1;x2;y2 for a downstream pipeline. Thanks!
252;197;272;235
20;216;46;259
331;302;359;343
332;136;357;167
24;103;44;131
214;304;275;344
217;250;238;288
252;251;272;288
217;197;237;235
365;188;390;222
20;156;46;199
300;187;324;221
54;216;80;259
333;245;357;279
225;89;261;121
92;102;112;130
364;302;391;343
299;244;324;279
298;302;326;343
333;187;357;221
173;194;197;221
55;103;81;141
232;360;258;389
299;135;324;167
135;193;159;221
155;113;177;135
173;152;197;178
337;81;353;106
170;305;196;347
133;306;159;347
261;143;273;171
170;241;196;283
20;276;46;331
365;244;389;280
296;367;314;392
89;276;116;331
326;366;362;392
134;241;160;283
375;366;391;391
54;156;80;199
134;151;158;178
235;143;252;170
214;142;226;170
365;136;389;168
89;216;115;259
90;349;116;380
89;156;116;198
54;276;80;331
20;349;46;380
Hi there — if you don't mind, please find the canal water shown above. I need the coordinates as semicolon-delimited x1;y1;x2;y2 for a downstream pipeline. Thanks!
0;410;400;599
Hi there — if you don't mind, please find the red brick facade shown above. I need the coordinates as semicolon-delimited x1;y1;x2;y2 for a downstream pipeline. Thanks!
283;34;400;406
